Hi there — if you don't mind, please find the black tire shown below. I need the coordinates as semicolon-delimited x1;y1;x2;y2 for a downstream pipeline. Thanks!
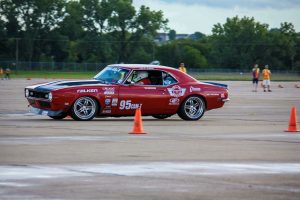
152;114;173;119
177;95;205;121
71;96;98;121
49;113;68;120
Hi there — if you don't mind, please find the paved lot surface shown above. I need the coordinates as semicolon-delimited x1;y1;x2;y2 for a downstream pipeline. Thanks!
0;78;300;200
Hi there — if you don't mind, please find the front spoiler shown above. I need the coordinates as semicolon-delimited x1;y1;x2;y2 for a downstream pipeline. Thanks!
222;98;230;102
29;106;63;117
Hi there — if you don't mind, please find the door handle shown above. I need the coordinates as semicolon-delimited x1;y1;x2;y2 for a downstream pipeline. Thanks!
158;89;166;94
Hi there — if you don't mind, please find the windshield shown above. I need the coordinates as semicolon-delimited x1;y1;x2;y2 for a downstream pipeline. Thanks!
94;66;130;84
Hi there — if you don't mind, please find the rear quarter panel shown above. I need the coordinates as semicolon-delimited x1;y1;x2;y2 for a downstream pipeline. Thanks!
186;83;228;110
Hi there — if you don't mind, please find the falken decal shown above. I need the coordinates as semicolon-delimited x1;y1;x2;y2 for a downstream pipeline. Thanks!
167;85;186;97
77;89;98;93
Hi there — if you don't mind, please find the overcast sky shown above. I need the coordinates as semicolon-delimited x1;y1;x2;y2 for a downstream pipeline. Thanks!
133;0;300;34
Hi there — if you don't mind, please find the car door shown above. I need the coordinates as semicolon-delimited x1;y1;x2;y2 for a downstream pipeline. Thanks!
117;70;170;116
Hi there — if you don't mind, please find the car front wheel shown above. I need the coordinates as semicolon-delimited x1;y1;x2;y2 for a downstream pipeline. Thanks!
71;96;98;121
178;96;205;120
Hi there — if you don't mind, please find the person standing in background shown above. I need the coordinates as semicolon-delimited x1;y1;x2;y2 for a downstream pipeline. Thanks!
4;67;11;80
0;67;3;80
262;65;271;92
178;62;187;73
252;64;260;92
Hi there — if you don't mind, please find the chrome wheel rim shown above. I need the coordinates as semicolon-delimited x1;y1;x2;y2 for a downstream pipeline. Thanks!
184;97;204;119
74;97;96;120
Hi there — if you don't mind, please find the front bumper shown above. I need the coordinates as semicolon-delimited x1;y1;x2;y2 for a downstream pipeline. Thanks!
29;106;64;117
222;98;230;102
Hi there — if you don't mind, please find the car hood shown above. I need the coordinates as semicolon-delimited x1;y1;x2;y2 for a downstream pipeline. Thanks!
26;80;104;92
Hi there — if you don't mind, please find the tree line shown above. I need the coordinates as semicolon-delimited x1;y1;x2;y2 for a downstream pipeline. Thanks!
0;0;299;71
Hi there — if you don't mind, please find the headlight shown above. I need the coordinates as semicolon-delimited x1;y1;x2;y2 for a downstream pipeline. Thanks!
25;89;29;97
48;92;53;101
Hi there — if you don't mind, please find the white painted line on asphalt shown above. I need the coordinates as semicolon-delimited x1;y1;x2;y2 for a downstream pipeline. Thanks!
0;133;299;145
1;162;300;181
0;113;37;117
0;182;30;187
0;135;153;144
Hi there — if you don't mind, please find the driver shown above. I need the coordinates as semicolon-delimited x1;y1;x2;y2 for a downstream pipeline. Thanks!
135;71;151;85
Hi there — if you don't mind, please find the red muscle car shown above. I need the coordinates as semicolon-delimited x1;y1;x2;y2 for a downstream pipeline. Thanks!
25;64;229;121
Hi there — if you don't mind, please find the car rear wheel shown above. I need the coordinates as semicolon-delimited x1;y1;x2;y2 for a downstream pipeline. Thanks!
178;95;205;120
71;96;98;121
152;114;173;119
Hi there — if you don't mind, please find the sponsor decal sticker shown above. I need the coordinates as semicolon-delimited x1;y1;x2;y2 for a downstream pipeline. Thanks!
190;86;201;92
112;67;122;72
105;99;111;106
206;93;219;96
119;100;142;110
169;98;180;105
144;87;156;90
112;98;118;106
77;89;98;93
167;85;186;97
102;109;111;114
103;87;115;95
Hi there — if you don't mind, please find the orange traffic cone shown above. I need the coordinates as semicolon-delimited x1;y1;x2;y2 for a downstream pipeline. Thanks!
26;77;31;80
285;107;300;132
129;108;146;134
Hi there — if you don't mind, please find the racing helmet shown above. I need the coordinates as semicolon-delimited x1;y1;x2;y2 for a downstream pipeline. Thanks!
137;71;148;80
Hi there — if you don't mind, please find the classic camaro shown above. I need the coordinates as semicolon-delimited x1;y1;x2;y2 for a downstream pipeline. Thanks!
24;64;229;121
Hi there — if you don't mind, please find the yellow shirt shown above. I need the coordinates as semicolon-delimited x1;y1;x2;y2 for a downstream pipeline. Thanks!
262;69;271;80
179;66;187;73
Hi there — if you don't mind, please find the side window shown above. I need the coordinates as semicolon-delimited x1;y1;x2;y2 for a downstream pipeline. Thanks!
162;72;178;86
148;70;163;85
125;70;165;86
126;70;152;85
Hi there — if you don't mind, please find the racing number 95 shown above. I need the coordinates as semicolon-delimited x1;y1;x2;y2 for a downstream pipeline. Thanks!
119;100;142;110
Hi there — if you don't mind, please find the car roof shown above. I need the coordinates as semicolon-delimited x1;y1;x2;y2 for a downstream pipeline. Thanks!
107;64;198;83
107;64;174;71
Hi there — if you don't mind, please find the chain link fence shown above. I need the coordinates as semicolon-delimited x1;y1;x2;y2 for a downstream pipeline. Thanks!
0;60;299;80
0;60;108;72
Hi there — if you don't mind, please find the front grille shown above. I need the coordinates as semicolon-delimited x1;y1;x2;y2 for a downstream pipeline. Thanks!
28;90;49;100
39;101;51;108
27;99;51;109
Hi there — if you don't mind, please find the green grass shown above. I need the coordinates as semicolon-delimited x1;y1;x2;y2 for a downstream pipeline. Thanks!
7;70;300;81
194;72;300;81
10;71;95;79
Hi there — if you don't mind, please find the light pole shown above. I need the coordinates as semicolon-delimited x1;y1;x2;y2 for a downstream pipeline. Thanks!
15;38;20;72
